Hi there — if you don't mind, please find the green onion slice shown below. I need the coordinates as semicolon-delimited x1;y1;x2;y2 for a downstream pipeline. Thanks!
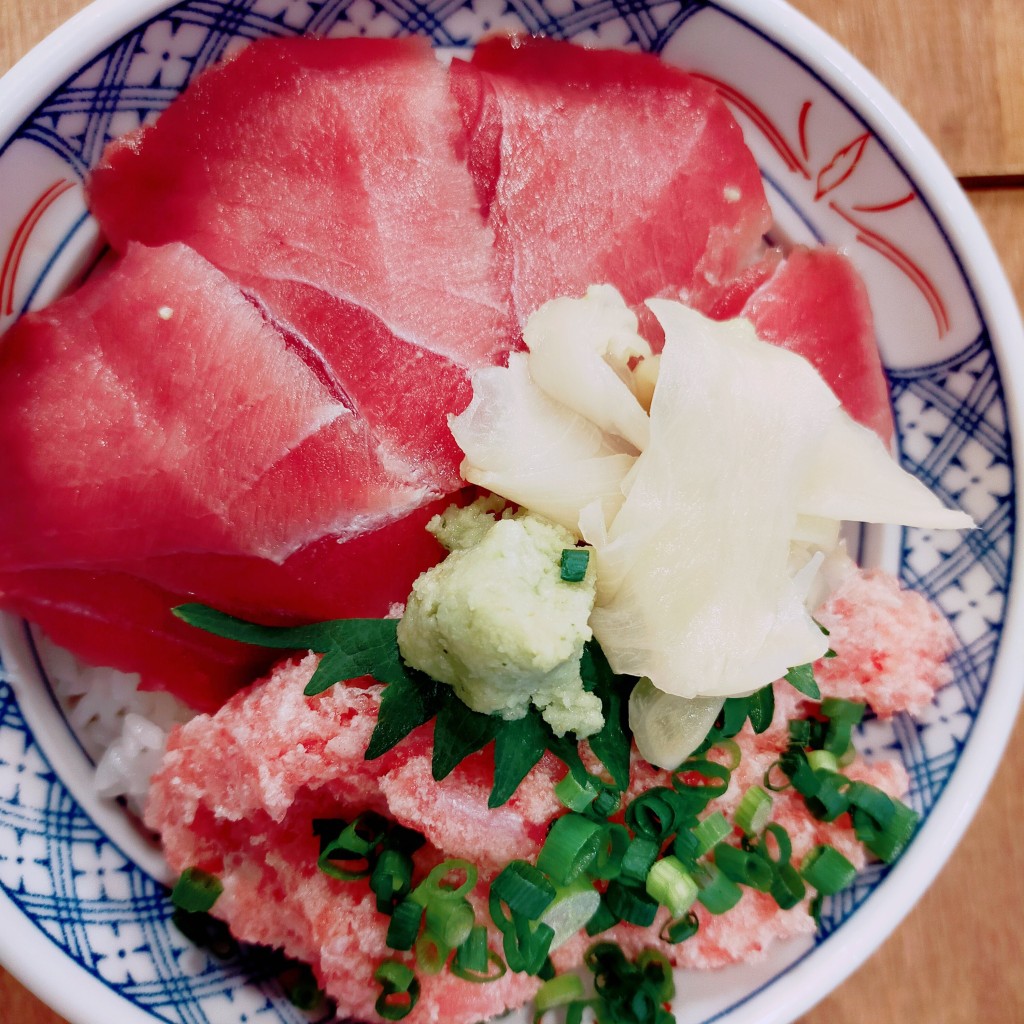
560;548;590;583
536;814;603;885
800;845;858;895
535;973;586;1013
734;786;773;835
646;856;698;918
374;960;420;1021
171;867;223;914
714;844;774;892
554;772;598;812
412;859;477;905
425;896;475;949
660;911;700;944
694;862;743;915
385;898;423;951
619;835;661;884
604;880;659;927
414;929;451;975
589;822;630;881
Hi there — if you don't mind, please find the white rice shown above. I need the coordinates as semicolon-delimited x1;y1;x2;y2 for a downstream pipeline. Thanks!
37;634;195;814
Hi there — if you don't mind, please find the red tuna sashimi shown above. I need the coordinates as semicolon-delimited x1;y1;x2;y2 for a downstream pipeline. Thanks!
87;36;515;488
0;498;447;710
741;246;894;442
450;35;772;324
0;242;429;573
0;568;273;709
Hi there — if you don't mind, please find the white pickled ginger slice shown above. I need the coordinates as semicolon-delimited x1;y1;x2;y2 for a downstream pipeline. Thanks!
524;285;652;452
586;304;833;697
449;354;634;535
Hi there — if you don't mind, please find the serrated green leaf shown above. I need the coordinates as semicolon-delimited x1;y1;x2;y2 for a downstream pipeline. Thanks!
784;663;821;700
747;684;776;734
489;713;548;808
364;671;444;760
173;604;352;651
432;698;499;781
581;642;632;791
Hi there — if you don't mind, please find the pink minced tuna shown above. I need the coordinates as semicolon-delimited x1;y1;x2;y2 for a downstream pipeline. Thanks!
145;568;955;1024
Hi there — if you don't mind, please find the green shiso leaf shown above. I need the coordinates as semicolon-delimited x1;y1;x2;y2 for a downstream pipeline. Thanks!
365;670;445;760
784;662;821;699
581;642;633;791
489;712;548;808
746;684;776;734
432;699;499;781
173;605;409;689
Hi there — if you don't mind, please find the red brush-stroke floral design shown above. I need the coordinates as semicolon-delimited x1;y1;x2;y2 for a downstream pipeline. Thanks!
1;179;76;316
815;132;870;200
697;76;949;338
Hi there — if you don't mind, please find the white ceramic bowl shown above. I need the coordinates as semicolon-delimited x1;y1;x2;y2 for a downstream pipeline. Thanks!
0;2;1022;1023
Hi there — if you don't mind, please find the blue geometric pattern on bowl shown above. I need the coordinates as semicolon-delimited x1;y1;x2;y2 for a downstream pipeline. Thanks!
0;0;1013;1022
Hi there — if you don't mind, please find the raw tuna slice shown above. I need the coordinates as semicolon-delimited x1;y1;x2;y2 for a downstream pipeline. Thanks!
0;498;448;710
0;242;430;572
741;247;894;442
450;35;772;324
87;36;516;488
0;568;274;710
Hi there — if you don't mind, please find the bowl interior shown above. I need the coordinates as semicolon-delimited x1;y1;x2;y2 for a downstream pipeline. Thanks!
0;2;1017;1024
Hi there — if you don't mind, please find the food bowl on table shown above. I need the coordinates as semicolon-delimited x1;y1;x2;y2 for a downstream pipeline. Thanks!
0;1;1021;1023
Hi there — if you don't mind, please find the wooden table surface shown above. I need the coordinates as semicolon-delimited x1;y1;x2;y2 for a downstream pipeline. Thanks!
1;1;1022;1022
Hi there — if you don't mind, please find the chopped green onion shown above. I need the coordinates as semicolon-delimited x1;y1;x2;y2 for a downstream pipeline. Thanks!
660;912;699;944
452;927;507;983
800;845;858;894
535;973;586;1013
371;849;415;913
626;787;688;839
672;759;731;801
694;862;743;914
555;772;598;811
636;948;675;1002
589;822;630;881
769;862;806;910
734;786;773;835
604;880;659;927
691;811;732;856
171;868;223;914
385;897;423;951
619;835;661;884
425;896;475;949
560;548;590;583
316;813;389;881
412;859;477;905
490;860;555;919
415;929;450;975
714;843;774;892
756;823;793;866
590;787;622;819
846;783;919;862
539;877;602;949
646;856;698;917
374;960;420;1021
536;814;603;885
278;963;323;1011
820;697;865;724
807;750;840;774
585;896;619;936
706;738;742;772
